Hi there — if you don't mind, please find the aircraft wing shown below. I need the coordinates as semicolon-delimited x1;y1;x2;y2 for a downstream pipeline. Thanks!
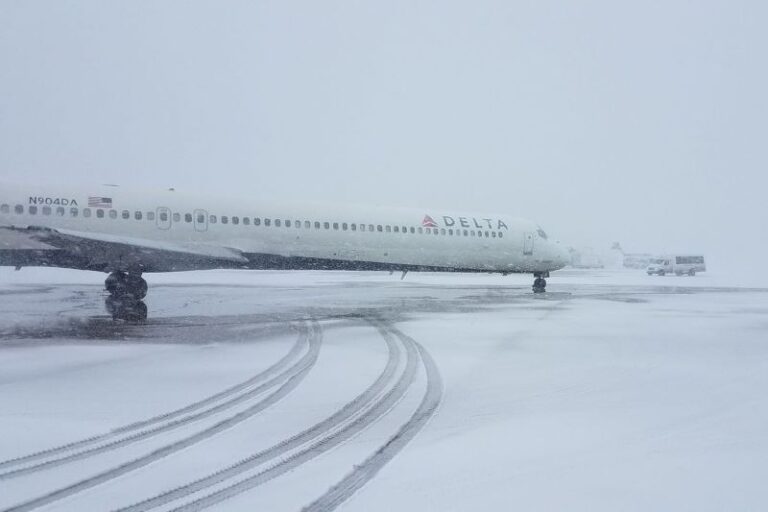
0;225;248;272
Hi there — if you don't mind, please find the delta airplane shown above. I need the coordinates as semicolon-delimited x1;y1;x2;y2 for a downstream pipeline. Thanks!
0;182;568;315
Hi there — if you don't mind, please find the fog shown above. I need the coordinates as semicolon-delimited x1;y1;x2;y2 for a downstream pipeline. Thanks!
1;1;766;270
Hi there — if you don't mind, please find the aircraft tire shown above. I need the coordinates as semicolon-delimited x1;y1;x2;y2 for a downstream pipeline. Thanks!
105;272;127;296
127;276;148;300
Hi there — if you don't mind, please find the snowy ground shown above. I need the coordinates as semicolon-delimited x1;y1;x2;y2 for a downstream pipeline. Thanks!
0;267;767;512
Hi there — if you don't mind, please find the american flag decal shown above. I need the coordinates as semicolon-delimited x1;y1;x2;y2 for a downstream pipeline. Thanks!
422;215;438;228
88;197;113;208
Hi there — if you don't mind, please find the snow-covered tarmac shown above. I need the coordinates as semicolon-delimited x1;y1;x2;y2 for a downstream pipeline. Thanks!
1;268;767;511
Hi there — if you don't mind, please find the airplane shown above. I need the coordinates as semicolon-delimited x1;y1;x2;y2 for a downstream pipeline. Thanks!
0;182;569;317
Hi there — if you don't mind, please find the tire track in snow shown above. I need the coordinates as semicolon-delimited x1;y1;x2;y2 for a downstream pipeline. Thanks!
1;320;323;512
0;324;307;475
302;320;443;512
151;318;421;512
114;318;402;512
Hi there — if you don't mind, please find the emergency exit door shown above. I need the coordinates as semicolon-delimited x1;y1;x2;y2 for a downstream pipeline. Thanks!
194;209;208;232
156;207;172;230
523;232;534;255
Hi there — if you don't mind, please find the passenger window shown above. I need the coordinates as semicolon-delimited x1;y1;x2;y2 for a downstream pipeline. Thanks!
305;221;310;229
209;215;217;224
498;232;503;238
434;229;439;235
295;220;301;228
96;209;104;218
173;213;180;222
56;206;66;216
333;222;339;230
491;231;496;238
84;208;92;217
198;214;206;223
222;216;229;224
0;204;8;213
70;207;78;217
14;205;23;214
274;219;280;227
159;212;168;221
448;229;453;235
232;216;239;225
122;210;130;219
351;224;357;231
254;218;261;226
386;226;391;232
368;224;374;232
285;220;290;227
377;225;383;232
109;210;117;219
135;211;142;220
418;227;423;234
243;217;250;225
425;228;430;234
147;212;155;221
441;228;446;235
410;227;415;234
360;224;366;232
342;223;348;231
463;230;468;236
265;218;271;226
185;213;192;223
314;221;320;229
393;226;399;232
42;206;51;215
402;226;407;233
29;206;37;215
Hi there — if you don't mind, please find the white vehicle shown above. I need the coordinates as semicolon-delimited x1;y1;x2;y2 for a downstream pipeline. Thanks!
646;255;706;276
0;182;569;317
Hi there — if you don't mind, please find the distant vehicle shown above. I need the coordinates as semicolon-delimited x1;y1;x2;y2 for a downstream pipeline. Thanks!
646;255;706;276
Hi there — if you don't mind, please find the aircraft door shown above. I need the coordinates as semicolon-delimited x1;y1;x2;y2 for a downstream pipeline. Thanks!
194;209;208;232
156;207;172;230
523;232;534;255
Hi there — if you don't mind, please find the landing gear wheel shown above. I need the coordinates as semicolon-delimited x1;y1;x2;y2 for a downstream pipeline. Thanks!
532;277;547;294
105;272;127;296
105;272;147;299
125;275;148;300
105;296;148;322
688;269;696;276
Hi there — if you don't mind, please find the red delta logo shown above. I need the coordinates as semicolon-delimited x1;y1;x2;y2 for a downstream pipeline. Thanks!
422;215;438;228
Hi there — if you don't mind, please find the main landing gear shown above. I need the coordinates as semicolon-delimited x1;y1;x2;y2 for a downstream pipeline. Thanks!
104;271;148;321
532;272;548;294
105;271;148;300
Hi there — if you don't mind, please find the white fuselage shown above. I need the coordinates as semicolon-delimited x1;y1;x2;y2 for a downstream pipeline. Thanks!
0;182;568;274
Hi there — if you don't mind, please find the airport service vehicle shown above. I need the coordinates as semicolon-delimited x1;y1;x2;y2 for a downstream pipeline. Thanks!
0;182;569;314
646;255;706;276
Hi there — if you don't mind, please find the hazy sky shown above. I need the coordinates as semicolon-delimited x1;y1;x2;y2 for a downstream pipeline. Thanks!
1;1;766;265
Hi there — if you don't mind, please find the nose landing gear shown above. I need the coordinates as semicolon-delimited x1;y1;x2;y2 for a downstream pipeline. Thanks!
532;272;548;293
